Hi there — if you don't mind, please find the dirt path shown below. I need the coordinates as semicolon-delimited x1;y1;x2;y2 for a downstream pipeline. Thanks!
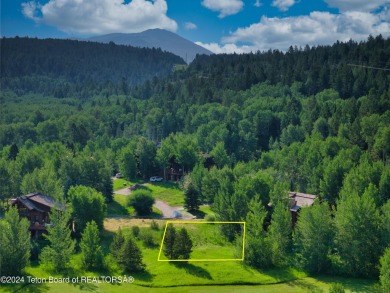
115;187;132;195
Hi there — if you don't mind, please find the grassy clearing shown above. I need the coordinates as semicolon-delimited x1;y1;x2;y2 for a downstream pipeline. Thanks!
159;222;241;259
0;222;378;293
145;182;184;206
113;180;184;207
107;194;129;216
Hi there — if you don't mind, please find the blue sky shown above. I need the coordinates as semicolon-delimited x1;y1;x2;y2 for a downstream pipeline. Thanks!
1;0;390;53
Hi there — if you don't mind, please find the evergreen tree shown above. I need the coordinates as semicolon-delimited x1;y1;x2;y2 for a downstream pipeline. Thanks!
163;224;178;260
268;201;292;267
293;202;333;273
117;237;145;272
183;175;201;211
80;221;104;270
110;228;125;260
40;208;75;271
174;228;193;260
0;207;30;276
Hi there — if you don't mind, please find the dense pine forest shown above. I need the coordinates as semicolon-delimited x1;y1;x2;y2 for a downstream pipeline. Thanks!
1;35;390;289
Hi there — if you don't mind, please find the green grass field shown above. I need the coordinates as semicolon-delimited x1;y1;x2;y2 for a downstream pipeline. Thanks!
0;223;378;293
113;179;184;206
145;182;184;206
112;178;144;191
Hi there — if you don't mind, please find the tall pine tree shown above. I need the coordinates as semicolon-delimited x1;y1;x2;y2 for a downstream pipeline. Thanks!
163;224;178;260
80;221;104;270
174;228;193;260
117;237;145;272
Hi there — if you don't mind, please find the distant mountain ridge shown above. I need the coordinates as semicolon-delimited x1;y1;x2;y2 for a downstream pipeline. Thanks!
86;29;212;63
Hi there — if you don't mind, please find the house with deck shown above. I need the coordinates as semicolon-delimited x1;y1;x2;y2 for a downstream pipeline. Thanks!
11;192;62;238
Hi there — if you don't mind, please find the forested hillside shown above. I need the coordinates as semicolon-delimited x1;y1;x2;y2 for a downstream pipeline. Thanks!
1;35;390;285
1;37;185;97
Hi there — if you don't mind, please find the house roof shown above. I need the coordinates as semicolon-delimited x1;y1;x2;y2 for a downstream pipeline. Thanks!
13;192;61;212
289;192;316;212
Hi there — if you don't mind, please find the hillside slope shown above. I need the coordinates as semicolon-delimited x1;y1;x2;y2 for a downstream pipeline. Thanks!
87;29;212;63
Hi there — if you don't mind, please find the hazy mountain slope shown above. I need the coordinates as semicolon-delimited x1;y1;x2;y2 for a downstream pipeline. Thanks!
87;29;212;63
1;37;185;96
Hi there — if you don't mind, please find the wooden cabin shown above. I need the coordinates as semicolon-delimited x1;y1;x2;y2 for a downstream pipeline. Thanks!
11;192;61;238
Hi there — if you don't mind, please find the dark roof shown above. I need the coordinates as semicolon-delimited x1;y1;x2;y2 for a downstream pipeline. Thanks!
13;192;62;212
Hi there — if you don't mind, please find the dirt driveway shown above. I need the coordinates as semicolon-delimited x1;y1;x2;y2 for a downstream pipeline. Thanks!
114;186;195;220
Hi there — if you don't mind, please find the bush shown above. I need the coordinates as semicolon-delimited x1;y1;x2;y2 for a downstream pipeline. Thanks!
329;283;345;293
140;230;156;247
150;220;159;230
205;213;216;222
132;226;140;238
127;190;155;216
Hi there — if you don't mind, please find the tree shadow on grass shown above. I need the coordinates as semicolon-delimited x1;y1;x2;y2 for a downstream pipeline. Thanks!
241;265;302;284
284;279;323;292
133;270;155;283
314;275;378;293
107;200;128;217
132;185;152;192
172;262;213;280
189;209;206;219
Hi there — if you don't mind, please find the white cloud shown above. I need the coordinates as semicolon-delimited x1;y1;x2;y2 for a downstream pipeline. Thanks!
272;0;296;12
21;0;177;35
324;0;389;12
221;11;390;52
201;0;244;18
185;22;197;30
195;41;255;54
254;0;262;8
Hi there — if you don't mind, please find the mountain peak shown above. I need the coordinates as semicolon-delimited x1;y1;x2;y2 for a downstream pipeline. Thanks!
87;29;212;63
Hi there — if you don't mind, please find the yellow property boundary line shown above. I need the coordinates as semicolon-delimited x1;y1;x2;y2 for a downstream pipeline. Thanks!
157;221;246;262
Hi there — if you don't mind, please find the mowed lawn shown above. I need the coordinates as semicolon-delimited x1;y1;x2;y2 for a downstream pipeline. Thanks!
112;179;185;208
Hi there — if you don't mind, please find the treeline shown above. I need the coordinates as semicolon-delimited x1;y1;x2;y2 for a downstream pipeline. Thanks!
132;34;390;102
0;37;185;97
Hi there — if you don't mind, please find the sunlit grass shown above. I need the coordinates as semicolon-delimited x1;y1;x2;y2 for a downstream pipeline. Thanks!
144;182;184;206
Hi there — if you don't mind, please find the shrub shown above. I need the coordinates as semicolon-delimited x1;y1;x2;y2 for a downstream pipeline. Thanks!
329;283;345;293
205;213;216;222
150;220;159;230
127;190;155;216
140;230;156;247
132;226;140;238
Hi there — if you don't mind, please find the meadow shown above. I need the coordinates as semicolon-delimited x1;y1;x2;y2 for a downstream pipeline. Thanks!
0;221;378;293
